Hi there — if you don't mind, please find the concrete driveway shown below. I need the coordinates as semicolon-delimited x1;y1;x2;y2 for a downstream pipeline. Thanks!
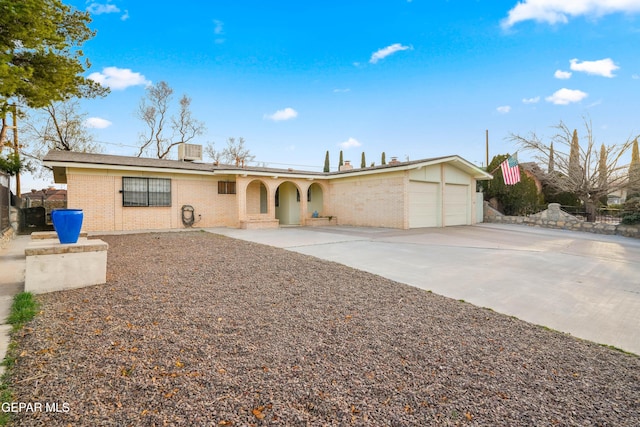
208;223;640;355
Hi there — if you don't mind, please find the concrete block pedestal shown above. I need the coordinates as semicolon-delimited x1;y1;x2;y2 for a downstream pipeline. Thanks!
25;236;108;294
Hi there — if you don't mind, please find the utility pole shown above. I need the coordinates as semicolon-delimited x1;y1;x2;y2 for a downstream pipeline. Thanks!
12;104;20;197
485;129;489;169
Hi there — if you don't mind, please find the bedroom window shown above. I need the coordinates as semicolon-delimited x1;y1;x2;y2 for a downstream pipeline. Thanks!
122;177;171;207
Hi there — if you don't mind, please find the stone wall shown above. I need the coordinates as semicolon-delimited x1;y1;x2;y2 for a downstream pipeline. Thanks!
484;202;640;239
0;206;19;249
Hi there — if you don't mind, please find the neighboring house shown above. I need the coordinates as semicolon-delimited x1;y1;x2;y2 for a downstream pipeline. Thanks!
21;187;67;208
42;150;492;232
21;187;67;225
519;162;544;194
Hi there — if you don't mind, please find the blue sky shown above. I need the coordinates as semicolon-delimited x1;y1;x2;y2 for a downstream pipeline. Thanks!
23;0;640;189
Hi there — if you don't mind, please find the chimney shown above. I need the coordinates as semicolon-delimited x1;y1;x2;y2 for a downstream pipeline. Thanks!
389;156;400;165
339;160;353;171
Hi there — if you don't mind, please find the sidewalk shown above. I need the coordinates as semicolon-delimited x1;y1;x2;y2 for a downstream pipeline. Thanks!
0;234;29;375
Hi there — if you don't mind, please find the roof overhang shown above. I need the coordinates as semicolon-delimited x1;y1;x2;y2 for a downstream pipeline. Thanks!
43;152;492;182
327;156;493;180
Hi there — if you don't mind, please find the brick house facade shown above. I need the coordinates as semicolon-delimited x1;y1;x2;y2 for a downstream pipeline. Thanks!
43;151;492;232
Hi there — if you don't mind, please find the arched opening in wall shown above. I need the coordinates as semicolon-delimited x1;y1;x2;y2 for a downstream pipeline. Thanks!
246;179;268;215
275;181;301;225
307;183;324;216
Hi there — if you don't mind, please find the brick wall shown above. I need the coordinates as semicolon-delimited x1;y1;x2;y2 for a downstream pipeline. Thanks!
329;172;406;228
67;169;238;232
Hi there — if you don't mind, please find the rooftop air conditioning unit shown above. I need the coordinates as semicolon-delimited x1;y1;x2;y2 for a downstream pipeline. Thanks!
178;143;203;161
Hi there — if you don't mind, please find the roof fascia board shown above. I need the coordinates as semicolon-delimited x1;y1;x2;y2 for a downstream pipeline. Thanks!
43;155;493;181
213;169;324;180
42;160;214;176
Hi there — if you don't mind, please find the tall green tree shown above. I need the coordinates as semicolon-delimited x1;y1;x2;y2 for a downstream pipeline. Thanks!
548;142;555;173
483;154;542;215
628;138;640;199
0;0;108;144
361;152;366;168
338;150;343;168
568;129;581;184
381;152;386;165
323;150;330;172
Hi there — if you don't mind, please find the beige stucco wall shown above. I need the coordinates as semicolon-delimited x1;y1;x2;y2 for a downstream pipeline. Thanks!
66;168;238;232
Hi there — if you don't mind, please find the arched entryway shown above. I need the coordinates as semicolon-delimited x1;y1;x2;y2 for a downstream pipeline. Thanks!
275;181;301;225
246;179;268;215
307;182;324;216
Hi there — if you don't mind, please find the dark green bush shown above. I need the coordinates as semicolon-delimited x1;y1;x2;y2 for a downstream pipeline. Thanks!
621;212;640;225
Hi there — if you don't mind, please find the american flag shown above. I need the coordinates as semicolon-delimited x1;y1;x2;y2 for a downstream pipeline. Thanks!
500;155;520;185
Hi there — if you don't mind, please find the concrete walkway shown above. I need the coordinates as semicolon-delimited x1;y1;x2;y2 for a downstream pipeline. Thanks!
208;223;640;355
0;234;29;374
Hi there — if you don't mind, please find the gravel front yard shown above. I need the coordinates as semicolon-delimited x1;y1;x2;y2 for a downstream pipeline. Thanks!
7;231;640;426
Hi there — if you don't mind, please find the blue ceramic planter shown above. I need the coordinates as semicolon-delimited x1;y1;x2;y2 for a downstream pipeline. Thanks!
51;209;84;244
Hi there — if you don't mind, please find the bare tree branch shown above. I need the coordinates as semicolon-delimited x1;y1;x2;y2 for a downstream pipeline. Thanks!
136;82;206;159
509;118;639;221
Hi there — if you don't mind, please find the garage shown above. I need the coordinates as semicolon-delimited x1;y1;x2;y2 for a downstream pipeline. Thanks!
443;184;469;226
407;161;480;229
408;181;439;228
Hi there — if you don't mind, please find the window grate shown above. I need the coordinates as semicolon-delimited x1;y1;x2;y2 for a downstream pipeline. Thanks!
123;177;171;207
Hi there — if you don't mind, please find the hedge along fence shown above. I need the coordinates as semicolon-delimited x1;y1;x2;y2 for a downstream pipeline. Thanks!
484;202;640;239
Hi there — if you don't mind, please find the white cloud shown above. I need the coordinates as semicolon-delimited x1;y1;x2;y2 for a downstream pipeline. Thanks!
87;3;120;15
633;74;640;79
87;67;151;90
545;88;588;105
213;19;225;44
497;105;511;114
121;10;129;21
369;43;412;64
84;117;113;129
338;137;362;149
554;69;572;79
333;88;351;93
570;58;619;77
522;96;540;104
213;20;224;35
501;0;640;28
264;107;298;121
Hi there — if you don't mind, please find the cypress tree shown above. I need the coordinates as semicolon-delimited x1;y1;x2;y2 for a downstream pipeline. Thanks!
361;152;366;168
323;150;330;172
548;143;555;173
339;150;343;168
628;138;640;198
381;152;386;165
598;143;607;193
569;129;581;184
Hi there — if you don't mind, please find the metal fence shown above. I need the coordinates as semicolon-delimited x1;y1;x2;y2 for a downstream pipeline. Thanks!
559;205;630;224
0;173;9;232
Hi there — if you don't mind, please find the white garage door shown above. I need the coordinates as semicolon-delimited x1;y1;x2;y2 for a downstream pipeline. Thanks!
409;181;439;228
444;184;469;226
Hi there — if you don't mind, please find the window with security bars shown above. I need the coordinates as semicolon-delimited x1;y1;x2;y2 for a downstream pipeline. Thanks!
122;177;171;207
218;181;236;194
